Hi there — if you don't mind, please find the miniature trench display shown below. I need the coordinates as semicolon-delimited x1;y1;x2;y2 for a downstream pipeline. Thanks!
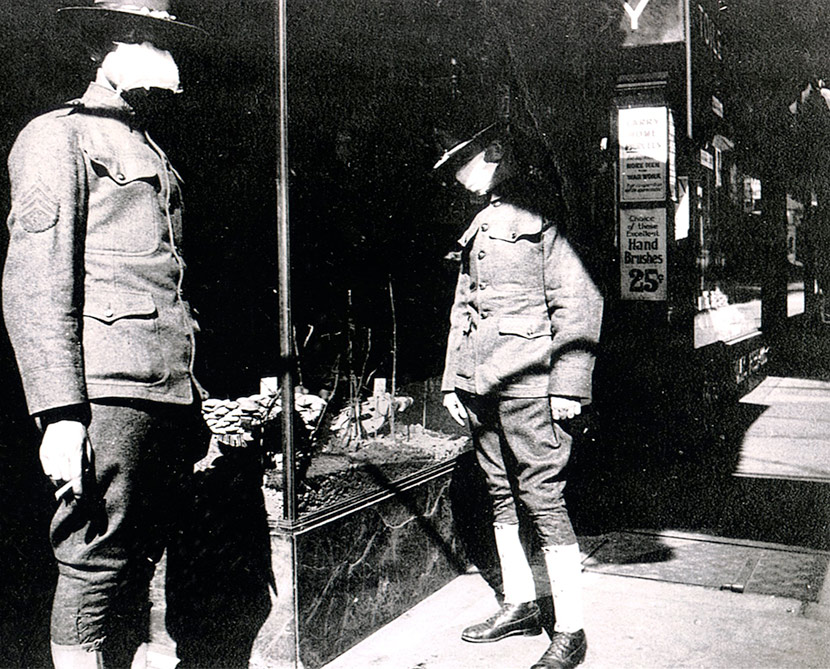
200;381;470;516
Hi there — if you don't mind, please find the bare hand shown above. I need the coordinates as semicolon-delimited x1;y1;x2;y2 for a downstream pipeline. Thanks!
549;396;582;421
442;392;468;426
40;420;89;499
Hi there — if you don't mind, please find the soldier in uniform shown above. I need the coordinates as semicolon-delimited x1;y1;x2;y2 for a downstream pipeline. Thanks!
437;125;603;669
2;2;208;666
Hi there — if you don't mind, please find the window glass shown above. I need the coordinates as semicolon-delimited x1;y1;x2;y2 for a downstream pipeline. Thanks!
694;167;763;348
282;0;476;516
787;195;806;317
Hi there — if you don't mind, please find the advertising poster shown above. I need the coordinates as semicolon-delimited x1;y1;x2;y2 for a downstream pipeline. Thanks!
619;106;668;202
620;208;668;300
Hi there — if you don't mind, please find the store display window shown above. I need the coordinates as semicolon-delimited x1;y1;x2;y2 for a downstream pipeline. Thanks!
263;0;487;519
786;195;806;317
693;163;764;348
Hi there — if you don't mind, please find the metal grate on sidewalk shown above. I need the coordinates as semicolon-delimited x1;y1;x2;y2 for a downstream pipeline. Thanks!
579;531;829;602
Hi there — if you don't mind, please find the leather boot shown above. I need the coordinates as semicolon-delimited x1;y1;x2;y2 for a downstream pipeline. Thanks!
530;629;587;669
461;601;542;643
50;643;104;669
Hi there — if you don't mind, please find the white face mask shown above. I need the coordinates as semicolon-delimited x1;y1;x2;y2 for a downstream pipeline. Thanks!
454;150;499;196
99;41;181;94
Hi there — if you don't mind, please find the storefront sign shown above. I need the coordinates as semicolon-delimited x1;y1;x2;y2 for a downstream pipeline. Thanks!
623;0;652;30
620;208;668;300
619;106;668;202
688;0;727;138
699;148;713;169
620;0;685;46
695;1;723;61
734;346;769;385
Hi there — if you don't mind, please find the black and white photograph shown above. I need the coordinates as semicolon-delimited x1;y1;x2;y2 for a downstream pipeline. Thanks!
0;1;828;668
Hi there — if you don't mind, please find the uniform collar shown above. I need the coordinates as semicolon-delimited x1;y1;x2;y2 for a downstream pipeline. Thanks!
457;194;504;247
73;82;134;117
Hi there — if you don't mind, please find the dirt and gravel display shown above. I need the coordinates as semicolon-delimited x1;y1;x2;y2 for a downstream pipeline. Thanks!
201;385;470;516
291;427;469;513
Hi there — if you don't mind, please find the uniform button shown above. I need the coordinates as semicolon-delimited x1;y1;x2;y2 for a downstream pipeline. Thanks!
527;327;535;336
510;231;517;239
104;307;115;319
480;223;489;231
478;250;486;260
492;200;502;207
480;311;489;319
479;282;487;290
116;173;126;181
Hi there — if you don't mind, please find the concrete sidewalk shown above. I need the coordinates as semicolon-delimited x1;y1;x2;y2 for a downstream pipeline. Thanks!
322;555;830;669
323;362;830;669
736;376;830;482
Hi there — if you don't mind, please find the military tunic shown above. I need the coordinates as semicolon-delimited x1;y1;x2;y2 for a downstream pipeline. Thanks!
3;82;201;416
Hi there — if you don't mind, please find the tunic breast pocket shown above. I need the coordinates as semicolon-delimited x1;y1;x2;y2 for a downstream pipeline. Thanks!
84;150;162;255
82;290;169;386
487;218;544;288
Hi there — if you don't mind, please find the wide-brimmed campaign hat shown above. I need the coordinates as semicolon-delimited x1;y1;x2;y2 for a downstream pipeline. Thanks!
433;122;505;171
57;0;208;43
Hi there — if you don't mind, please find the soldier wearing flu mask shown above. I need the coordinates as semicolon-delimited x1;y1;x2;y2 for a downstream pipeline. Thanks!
3;2;209;666
436;122;603;669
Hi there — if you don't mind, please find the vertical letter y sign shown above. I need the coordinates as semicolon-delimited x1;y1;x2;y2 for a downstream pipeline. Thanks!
623;0;652;30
